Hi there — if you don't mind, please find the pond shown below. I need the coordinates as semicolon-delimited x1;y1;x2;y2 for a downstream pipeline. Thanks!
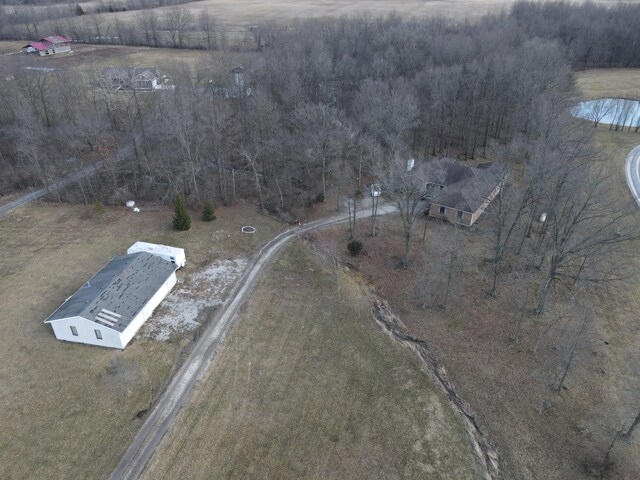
572;97;640;128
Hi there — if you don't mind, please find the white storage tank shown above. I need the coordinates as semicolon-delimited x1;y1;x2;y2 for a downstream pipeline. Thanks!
127;242;186;268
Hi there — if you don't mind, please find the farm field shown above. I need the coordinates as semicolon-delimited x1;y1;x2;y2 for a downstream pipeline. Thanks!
74;0;640;27
0;42;238;78
0;201;283;479
141;242;477;479
576;68;640;100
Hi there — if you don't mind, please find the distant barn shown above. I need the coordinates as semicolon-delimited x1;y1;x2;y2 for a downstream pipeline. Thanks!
44;244;185;349
23;35;71;56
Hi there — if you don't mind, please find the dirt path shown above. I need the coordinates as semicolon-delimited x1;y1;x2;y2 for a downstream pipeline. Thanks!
0;136;139;217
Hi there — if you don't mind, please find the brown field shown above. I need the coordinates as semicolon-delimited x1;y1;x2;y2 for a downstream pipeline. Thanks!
88;0;640;27
0;42;234;77
141;241;477;479
575;69;640;100
0;201;283;479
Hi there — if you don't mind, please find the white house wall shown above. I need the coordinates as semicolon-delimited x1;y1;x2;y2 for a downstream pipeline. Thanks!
49;316;122;349
120;271;177;347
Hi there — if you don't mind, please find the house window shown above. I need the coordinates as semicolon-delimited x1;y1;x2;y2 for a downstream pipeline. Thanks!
456;210;464;220
439;206;446;215
70;326;78;336
95;329;103;340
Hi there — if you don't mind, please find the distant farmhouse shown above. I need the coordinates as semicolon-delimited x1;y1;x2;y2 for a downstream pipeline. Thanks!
99;67;171;91
418;158;504;227
23;35;71;56
44;243;185;349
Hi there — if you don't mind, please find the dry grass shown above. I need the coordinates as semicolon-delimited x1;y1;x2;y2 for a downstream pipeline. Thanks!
91;0;640;27
0;200;283;479
141;241;477;479
0;43;217;77
575;69;640;100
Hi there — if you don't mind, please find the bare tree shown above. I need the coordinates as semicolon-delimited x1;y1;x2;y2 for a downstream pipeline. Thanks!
381;156;427;268
163;6;193;48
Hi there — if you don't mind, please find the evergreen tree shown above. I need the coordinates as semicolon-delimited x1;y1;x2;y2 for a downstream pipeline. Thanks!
172;193;191;231
94;197;105;215
201;201;216;221
75;4;85;15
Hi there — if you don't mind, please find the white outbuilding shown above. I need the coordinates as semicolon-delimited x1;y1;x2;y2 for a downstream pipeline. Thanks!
44;251;179;349
127;242;186;268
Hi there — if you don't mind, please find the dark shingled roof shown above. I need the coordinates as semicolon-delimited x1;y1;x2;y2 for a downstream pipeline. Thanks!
45;252;176;332
418;158;504;213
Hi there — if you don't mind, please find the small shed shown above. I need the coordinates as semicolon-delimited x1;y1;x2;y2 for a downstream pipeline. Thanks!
127;242;186;268
44;252;178;349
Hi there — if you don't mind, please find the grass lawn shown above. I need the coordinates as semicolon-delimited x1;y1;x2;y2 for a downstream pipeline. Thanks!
142;242;477;479
575;68;640;100
0;201;282;479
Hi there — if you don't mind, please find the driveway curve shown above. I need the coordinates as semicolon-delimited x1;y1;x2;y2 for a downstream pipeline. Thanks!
625;144;640;208
109;203;397;480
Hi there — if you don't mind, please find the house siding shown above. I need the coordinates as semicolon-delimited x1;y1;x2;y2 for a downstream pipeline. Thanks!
49;316;122;349
429;205;472;227
119;271;177;347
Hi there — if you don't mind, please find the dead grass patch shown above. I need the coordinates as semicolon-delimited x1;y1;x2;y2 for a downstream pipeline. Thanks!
575;68;640;100
0;200;283;479
141;242;477;479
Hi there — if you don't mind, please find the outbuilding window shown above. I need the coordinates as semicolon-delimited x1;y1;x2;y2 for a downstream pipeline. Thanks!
70;326;78;336
439;206;446;215
95;329;103;340
457;210;464;220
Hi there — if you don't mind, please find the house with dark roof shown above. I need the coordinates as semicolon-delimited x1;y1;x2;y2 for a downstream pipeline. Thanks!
44;250;181;349
99;67;168;91
418;158;504;227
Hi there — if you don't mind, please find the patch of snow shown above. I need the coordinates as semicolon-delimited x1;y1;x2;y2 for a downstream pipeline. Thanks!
142;258;247;341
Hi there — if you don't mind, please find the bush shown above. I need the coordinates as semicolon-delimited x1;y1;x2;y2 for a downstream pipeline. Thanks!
172;193;191;231
75;4;84;15
314;192;325;203
347;239;363;256
94;197;105;215
201;201;216;221
354;188;362;197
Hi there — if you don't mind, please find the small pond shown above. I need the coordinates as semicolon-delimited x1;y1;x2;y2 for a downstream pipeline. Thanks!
572;98;640;128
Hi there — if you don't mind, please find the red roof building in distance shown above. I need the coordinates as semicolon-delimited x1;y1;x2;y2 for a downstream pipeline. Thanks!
23;35;71;56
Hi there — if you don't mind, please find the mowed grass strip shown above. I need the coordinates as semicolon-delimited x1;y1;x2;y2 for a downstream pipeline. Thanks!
142;242;477;480
0;202;281;479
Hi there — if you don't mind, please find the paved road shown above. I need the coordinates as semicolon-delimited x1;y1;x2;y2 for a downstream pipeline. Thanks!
0;138;138;219
109;202;397;480
625;144;640;208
